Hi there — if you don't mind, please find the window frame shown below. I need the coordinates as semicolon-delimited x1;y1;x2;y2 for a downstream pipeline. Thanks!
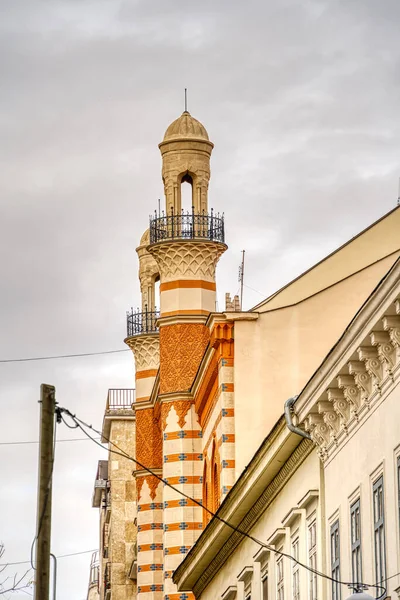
292;536;300;600
372;475;386;586
397;455;400;541
350;499;362;587
308;518;317;600
330;519;341;600
261;571;268;600
276;552;284;600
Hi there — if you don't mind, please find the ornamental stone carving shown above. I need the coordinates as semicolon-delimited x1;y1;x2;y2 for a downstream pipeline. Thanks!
317;400;340;440
295;297;400;461
160;323;209;394
148;241;226;283
347;361;371;404
357;347;382;393
370;331;396;380
383;316;400;350
335;376;359;420
136;407;162;469
125;334;160;372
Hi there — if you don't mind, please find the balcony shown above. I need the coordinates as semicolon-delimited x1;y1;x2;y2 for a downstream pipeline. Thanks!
106;389;135;411
126;306;159;337
149;208;225;244
102;389;135;442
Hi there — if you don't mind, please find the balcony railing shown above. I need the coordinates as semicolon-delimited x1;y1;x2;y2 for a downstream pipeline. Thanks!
106;389;135;410
126;305;159;337
149;208;225;244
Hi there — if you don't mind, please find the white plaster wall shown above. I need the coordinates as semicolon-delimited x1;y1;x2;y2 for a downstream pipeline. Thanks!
323;378;400;598
199;451;321;600
234;254;399;476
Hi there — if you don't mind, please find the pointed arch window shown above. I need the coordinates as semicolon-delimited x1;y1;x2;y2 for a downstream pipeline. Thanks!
202;459;210;528
211;440;220;513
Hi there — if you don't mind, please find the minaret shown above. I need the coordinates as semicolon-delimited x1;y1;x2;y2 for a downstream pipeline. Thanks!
126;110;227;600
125;230;163;600
149;111;226;600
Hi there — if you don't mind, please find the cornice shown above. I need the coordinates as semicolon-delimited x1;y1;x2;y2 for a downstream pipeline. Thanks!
223;312;259;321
292;259;400;461
157;314;209;327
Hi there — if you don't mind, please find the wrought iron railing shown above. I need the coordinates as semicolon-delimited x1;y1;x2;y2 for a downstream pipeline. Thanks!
149;208;225;244
126;305;159;337
106;389;135;410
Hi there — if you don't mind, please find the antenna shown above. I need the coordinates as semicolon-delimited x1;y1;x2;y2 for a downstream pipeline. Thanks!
184;88;188;113
238;250;245;310
158;198;161;217
397;177;400;206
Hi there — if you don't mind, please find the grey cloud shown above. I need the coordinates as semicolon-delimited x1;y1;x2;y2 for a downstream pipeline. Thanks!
1;0;399;597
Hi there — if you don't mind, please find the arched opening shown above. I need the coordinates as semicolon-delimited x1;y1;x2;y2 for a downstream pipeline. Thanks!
202;459;210;528
180;172;193;212
154;276;160;312
211;441;220;513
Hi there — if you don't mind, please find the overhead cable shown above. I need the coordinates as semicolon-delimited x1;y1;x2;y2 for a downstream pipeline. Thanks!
59;406;387;599
0;349;129;364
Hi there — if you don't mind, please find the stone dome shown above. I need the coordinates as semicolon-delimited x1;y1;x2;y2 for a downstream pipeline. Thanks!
163;111;209;142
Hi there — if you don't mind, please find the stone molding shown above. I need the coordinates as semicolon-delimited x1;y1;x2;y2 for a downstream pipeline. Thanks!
297;290;400;462
148;240;226;283
124;333;160;372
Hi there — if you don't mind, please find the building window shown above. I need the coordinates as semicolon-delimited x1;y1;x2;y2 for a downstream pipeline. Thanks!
330;520;341;600
373;476;386;585
211;441;220;512
245;582;252;600
397;456;400;539
292;537;300;600
262;571;268;600
308;519;317;600
350;500;362;587
202;459;210;527
276;554;284;600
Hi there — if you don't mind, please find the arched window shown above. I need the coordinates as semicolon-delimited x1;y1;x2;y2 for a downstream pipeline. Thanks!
180;172;194;212
202;459;209;528
211;440;220;513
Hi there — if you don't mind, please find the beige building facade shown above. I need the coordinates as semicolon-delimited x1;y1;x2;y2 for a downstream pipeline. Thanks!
90;109;400;600
174;220;400;599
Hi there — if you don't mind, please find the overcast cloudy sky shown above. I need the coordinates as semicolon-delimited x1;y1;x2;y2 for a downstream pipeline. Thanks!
1;0;399;598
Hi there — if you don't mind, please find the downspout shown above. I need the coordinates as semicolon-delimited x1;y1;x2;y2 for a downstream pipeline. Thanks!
284;396;311;440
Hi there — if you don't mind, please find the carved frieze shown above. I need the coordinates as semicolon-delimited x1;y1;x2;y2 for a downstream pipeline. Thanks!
149;241;226;283
160;323;209;394
294;296;400;461
125;334;160;372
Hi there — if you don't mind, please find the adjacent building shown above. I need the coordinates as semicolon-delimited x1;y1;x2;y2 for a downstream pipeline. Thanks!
91;109;400;600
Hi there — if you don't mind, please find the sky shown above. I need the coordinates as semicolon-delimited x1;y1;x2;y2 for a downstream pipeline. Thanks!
1;0;399;598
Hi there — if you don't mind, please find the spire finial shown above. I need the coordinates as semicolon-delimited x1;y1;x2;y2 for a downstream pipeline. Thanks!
184;88;188;113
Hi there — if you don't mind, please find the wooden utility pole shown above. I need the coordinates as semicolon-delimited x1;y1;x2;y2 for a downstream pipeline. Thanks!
34;384;56;600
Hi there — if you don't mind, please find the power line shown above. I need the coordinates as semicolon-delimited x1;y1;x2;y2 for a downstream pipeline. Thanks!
59;406;387;599
0;349;130;364
0;549;98;567
0;437;101;446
